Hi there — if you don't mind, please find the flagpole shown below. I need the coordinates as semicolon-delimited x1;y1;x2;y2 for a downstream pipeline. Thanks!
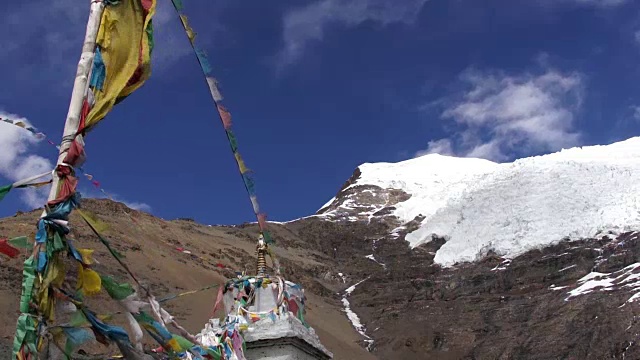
18;1;105;358
44;0;105;206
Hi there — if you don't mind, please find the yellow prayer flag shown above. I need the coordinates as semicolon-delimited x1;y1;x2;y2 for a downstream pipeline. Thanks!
235;152;249;174
78;248;95;265
77;209;109;233
77;265;102;296
179;15;196;43
84;0;156;133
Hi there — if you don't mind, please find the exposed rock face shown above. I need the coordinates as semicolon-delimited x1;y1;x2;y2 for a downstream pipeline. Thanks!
294;138;640;359
285;211;640;359
317;168;412;225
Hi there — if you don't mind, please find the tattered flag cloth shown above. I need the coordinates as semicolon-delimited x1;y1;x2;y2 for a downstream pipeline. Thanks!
0;238;20;258
0;235;31;259
0;171;52;203
82;0;156;133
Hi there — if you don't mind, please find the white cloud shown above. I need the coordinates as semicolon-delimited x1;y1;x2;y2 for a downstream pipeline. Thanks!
0;111;152;212
632;105;640;120
122;201;152;212
81;186;153;213
277;0;429;69
416;139;454;157
418;68;584;162
0;111;53;208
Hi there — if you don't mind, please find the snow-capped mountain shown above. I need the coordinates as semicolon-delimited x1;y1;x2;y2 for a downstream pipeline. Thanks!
318;137;640;266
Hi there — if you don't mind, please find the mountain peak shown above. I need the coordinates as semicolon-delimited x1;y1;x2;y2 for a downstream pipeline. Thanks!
319;137;640;266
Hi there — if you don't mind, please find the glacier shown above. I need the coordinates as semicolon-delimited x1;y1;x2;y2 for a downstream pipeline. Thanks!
328;137;640;267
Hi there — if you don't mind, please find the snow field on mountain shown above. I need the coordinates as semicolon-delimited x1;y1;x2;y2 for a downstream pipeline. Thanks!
350;137;640;266
345;154;498;223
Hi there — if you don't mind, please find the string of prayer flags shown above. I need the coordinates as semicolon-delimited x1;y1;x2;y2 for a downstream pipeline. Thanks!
77;209;110;234
257;213;268;231
249;196;260;214
235;153;249;174
171;0;183;11
0;171;53;203
158;283;219;303
218;104;232;129
0;117;114;202
195;49;213;75
0;118;46;140
9;1;284;357
179;15;196;43
170;1;276;248
207;77;223;102
101;275;135;301
1;117;58;150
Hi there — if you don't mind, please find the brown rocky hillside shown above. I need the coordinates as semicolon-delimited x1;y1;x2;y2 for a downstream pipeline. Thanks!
3;198;640;359
0;199;374;359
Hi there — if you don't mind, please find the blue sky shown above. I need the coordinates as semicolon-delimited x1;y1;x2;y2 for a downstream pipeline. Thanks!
1;0;639;224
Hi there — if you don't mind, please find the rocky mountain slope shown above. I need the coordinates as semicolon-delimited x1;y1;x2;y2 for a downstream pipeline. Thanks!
3;137;640;359
308;137;640;358
0;200;376;359
319;137;640;266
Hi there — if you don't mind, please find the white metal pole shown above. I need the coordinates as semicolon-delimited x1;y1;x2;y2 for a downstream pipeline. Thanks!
43;0;105;208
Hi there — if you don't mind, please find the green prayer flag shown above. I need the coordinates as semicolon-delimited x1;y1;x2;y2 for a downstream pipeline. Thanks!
171;0;184;11
146;20;155;54
52;232;66;253
12;314;37;360
205;347;222;360
227;130;238;153
173;335;194;352
64;338;74;359
69;311;89;327
263;231;274;245
100;275;135;301
8;236;31;249
19;256;35;313
0;184;12;202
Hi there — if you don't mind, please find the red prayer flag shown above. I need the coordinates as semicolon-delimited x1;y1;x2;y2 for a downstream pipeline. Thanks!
217;104;232;130
257;213;268;231
288;298;299;316
211;285;224;316
0;239;20;258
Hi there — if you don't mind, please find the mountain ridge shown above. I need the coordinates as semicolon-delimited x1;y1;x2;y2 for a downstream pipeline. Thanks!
317;136;640;266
